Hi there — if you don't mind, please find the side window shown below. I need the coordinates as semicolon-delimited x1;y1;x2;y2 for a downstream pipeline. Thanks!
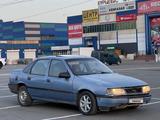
23;62;34;73
49;60;68;77
31;60;50;76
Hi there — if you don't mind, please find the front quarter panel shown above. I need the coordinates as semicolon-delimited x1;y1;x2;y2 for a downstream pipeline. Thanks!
73;76;107;97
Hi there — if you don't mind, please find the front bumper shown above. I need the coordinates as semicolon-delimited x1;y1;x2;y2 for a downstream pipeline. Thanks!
96;94;151;110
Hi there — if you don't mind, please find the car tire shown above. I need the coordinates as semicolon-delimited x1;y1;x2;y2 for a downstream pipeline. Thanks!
18;86;33;106
108;63;112;65
78;91;97;115
0;62;3;69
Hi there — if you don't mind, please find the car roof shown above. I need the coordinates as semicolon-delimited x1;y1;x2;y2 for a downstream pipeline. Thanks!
38;55;92;60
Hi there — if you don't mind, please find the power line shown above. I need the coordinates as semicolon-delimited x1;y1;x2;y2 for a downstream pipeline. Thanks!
14;0;93;21
0;0;34;7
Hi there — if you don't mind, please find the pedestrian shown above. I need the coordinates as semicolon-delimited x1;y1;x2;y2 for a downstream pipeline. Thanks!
155;48;158;62
158;47;160;62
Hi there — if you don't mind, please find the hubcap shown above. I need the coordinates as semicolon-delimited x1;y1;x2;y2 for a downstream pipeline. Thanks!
80;95;92;113
19;91;27;103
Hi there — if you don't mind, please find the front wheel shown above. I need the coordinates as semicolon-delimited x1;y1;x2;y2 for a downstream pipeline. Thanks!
78;91;97;115
18;86;33;106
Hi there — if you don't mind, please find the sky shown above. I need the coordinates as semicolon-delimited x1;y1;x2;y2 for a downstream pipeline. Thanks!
0;0;125;23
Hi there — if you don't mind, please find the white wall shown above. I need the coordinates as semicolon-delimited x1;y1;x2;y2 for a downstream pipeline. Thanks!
137;15;146;55
118;29;136;43
69;38;82;45
100;31;117;44
7;50;19;61
24;49;36;59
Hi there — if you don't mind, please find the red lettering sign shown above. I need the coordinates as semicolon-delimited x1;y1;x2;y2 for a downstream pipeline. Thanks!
138;0;160;14
116;14;137;22
68;24;83;38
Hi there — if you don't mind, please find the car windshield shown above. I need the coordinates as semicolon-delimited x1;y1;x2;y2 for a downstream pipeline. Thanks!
66;58;113;75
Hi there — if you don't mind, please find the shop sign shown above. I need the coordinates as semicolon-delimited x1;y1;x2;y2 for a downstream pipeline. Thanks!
116;14;137;22
98;0;118;6
83;9;99;23
68;24;82;38
138;0;160;14
99;1;136;15
99;14;116;23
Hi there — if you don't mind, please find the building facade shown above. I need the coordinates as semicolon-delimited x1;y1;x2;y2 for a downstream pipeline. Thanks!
68;0;160;55
0;20;68;59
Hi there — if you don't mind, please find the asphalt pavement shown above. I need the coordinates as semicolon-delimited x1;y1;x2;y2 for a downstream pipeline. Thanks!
0;61;160;120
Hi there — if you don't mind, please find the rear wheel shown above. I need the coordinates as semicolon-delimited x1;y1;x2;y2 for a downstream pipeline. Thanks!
18;86;33;106
108;63;112;65
78;91;97;115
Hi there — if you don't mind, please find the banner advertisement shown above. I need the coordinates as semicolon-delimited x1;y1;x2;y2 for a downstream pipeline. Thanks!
83;9;99;23
99;14;116;23
98;0;118;6
68;24;83;38
99;1;136;15
138;0;160;14
116;14;137;22
151;17;160;45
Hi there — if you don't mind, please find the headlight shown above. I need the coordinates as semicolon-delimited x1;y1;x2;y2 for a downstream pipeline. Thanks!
142;86;151;94
107;88;126;96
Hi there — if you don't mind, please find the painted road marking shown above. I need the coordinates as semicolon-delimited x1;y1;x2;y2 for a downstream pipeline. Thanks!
0;88;9;91
42;114;82;120
0;95;16;99
143;101;160;106
152;98;160;101
0;105;20;110
0;86;8;88
151;87;160;90
0;74;9;77
42;98;160;120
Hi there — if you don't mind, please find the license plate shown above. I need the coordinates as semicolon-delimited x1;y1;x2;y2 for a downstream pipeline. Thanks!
129;98;144;104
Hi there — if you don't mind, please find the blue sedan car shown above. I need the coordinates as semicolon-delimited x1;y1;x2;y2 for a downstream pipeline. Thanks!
8;56;151;115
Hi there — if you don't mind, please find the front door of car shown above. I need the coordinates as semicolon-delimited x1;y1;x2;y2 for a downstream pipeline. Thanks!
25;59;50;99
46;59;74;103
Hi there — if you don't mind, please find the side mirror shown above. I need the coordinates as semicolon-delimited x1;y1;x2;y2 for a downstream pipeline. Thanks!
59;72;70;79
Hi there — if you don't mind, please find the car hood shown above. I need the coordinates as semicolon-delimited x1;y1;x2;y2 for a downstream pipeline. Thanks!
78;73;147;88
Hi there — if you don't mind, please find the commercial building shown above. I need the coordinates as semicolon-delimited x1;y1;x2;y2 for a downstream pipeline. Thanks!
0;20;68;61
68;0;160;56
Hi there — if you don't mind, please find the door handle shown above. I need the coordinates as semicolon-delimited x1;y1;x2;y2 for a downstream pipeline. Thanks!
46;79;51;83
27;77;31;80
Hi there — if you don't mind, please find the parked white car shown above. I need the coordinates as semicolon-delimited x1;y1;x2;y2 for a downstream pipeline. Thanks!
0;58;6;69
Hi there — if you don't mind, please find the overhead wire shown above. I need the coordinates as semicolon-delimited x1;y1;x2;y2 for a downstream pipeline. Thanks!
0;0;34;7
13;0;93;21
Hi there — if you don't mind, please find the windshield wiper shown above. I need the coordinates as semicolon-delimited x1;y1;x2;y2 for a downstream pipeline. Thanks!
98;72;111;74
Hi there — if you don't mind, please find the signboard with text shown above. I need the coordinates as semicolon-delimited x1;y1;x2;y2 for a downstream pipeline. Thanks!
83;9;99;23
99;1;136;15
98;0;118;6
138;0;160;14
68;24;82;38
99;14;116;23
116;14;137;22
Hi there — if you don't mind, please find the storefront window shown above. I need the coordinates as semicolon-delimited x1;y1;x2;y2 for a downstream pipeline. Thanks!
83;21;136;33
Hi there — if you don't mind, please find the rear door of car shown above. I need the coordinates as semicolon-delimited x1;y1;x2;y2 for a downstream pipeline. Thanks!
46;59;75;103
25;59;50;99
